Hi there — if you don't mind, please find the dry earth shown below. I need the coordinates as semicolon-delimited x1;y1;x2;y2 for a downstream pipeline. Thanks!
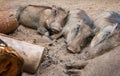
0;0;120;76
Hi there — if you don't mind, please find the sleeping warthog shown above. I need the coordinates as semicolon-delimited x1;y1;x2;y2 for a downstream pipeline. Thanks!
17;5;68;36
80;24;120;60
66;46;120;76
51;9;93;53
65;9;94;53
80;11;120;60
92;11;120;47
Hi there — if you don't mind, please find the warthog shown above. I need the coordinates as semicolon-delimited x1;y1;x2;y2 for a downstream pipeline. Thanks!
80;24;120;60
66;46;120;76
17;5;68;36
92;11;120;47
51;9;93;53
80;11;120;60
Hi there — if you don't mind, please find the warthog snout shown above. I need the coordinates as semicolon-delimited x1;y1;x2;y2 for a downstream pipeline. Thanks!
50;22;62;33
67;24;94;53
67;44;81;53
37;26;49;36
67;30;94;53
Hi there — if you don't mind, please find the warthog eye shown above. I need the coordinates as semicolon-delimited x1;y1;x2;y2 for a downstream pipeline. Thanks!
88;34;95;39
74;24;80;32
102;31;111;39
83;34;94;47
77;26;80;30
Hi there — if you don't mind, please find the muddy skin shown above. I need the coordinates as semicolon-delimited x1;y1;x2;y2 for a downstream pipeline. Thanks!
67;22;94;53
51;9;94;53
94;11;120;32
80;22;120;60
66;45;120;76
91;11;120;48
17;5;68;37
79;11;120;60
78;11;120;60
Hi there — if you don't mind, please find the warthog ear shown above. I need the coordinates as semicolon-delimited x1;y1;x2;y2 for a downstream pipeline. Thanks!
51;5;57;16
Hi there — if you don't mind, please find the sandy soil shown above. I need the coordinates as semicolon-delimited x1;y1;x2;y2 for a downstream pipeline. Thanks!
0;0;120;76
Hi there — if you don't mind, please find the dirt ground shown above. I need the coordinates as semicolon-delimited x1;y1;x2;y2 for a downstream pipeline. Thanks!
0;0;120;76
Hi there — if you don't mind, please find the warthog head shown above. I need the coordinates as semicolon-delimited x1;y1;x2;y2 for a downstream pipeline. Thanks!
46;5;68;34
67;21;94;53
90;24;120;48
65;9;93;43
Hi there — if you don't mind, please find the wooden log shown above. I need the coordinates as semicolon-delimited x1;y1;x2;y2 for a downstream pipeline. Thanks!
0;34;45;74
0;11;19;34
0;39;24;76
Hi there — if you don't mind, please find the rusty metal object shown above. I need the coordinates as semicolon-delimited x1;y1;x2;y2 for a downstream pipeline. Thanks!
0;33;45;74
0;39;24;76
0;11;18;34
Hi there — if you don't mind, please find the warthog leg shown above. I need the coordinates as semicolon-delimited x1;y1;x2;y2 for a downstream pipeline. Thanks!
65;60;88;76
37;25;49;36
50;32;63;40
66;69;81;76
66;60;88;69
